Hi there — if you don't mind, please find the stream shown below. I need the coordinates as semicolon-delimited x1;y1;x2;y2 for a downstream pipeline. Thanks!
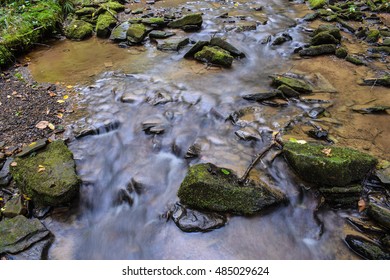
24;0;390;259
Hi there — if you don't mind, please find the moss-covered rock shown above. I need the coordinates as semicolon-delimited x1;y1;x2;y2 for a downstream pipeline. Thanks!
10;141;80;207
366;29;380;43
283;142;377;187
184;40;209;58
345;235;390;260
210;37;246;58
311;31;340;45
270;75;313;94
101;1;125;12
156;37;189;51
0;45;13;68
367;202;390;230
277;85;300;97
319;184;363;207
96;12;117;38
65;20;94;40
335;47;348;58
141;17;167;26
75;7;96;16
167;13;203;29
308;0;326;9
126;23;148;44
299;44;336;56
0;215;49;254
346;55;365;65
313;24;342;41
368;46;390;54
194;46;234;68
177;163;287;215
109;21;130;41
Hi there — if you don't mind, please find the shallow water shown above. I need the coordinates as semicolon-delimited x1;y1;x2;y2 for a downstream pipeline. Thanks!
25;0;389;259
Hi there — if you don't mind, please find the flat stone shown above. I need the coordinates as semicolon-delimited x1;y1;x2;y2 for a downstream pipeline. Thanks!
171;203;227;232
120;93;144;103
235;126;262;141
141;17;166;26
319;184;363;207
376;166;390;184
156;37;189;51
8;236;53;260
0;215;49;254
299;44;336;56
142;116;166;134
210;37;245;58
16;139;47;157
351;105;390;114
73;120;120;139
146;91;173;105
149;30;176;39
109;22;130;41
242;91;279;101
183;40;209;58
367;202;390;230
167;13;203;29
0;157;13;187
2;195;26;218
235;21;257;32
345;235;390;260
270;75;313;94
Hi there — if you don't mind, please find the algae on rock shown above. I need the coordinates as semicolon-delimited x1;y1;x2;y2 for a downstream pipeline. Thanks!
65;19;94;40
96;12;117;38
126;23;148;44
194;46;234;67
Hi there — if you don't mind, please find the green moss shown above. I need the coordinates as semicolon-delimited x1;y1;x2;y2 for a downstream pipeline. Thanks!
167;13;203;28
75;7;96;16
141;17;166;26
65;19;93;40
311;31;339;46
126;23;147;44
96;12;116;38
101;1;125;12
335;47;348;58
346;55;365;65
271;75;313;94
313;24;342;41
367;203;390;230
366;29;380;43
283;142;377;187
177;163;286;215
369;46;390;54
194;46;234;68
0;45;13;68
299;44;336;56
308;0;326;9
10;140;80;206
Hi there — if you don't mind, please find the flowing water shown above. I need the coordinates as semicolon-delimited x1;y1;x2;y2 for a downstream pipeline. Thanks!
25;0;390;259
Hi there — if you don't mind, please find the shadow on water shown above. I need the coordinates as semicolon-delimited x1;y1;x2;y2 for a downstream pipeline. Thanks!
26;0;370;259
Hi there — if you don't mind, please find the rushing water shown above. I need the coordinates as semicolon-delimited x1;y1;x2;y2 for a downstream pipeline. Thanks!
24;0;389;259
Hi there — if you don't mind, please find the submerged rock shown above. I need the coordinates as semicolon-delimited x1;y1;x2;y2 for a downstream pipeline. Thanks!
283;142;377;187
149;30;176;39
242;91;279;101
270;75;312;94
345;235;390;260
126;23;148;44
351;105;390;114
299;44;336;56
156;37;189;51
65;20;93;40
362;76;390;87
194;46;234;67
177;163;287;215
0;215;50;254
171;203;227;232
167;13;202;30
10;141;80;206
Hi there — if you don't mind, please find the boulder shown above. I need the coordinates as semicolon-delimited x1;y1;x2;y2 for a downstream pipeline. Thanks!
283;142;377;187
367;202;390;230
126;23;148;44
177;163;287;215
96;12;117;38
270;75;312;94
313;25;341;41
156;37;189;51
183;40;209;58
0;215;49;254
10;141;80;206
210;37;245;58
299;44;336;56
311;31;339;45
149;30;176;39
167;13;202;30
109;22;130;41
75;7;96;16
64;20;93;40
335;47;348;58
194;46;234;68
345;235;390;260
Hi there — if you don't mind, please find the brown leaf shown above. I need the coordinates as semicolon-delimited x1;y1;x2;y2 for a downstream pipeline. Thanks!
10;162;17;167
38;164;46;173
358;199;366;212
321;148;332;157
35;121;49;129
48;91;57;97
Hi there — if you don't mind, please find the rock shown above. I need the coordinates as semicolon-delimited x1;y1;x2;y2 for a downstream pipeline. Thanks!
64;20;93;40
345;235;390;260
73;120;120;139
335;47;348;58
132;8;143;15
10;141;80;206
303;12;319;21
351;105;390;114
309;0;326;9
185;143;201;159
142;116;166;134
346;217;386;234
16;139;47;157
376;166;390;184
277;85;300;97
96;12;117;38
210;37;245;58
0;157;13;187
272;33;293;46
171;203;227;232
283;142;377;187
149;30;175;39
311;31;339;45
146;91;172;105
313;24;341;41
120;92;144;103
319;184;362;207
109;22;130;41
7;236;53;260
141;17;167;27
367;202;390;230
307;107;326;118
229;106;263;126
101;1;125;12
156;37;189;51
2;195;27;218
242;91;279;101
177;163;287;215
183;40;209;58
194;46;234;68
235;21;258;32
167;13;203;30
0;215;49;254
124;8;131;14
368;46;390;54
362;76;390;87
235;126;262;141
346;55;365;65
299;44;336;56
126;23;148;44
366;29;380;43
270;75;312;94
75;7;96;16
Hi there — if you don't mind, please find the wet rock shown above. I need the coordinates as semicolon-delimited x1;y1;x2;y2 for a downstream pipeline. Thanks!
311;31;339;45
185;143;201;159
0;215;49;254
96;12;117;38
156;37;189;51
272;34;293;46
146;91;173;105
64;20;93;40
345;55;365;66
277;85;300;97
313;24;341;41
309;0;326;9
345;235;390;260
235;21;258;32
283;142;377;187
10;141;80;206
8;236;53;260
235;126;262;141
127;23;148;44
132;8;143;15
73;120;121;138
229;106;264;127
210;37;245;58
368;46;390;54
351;105;390;114
16;139;47;158
113;188;133;207
2;195;27;218
124;8;131;14
366;29;380;43
299;44;336;56
303;12;319;21
194;46;233;68
308;107;326;118
177;163;287;215
0;157;13;187
75;7;96;16
242;91;279;101
149;30;175;39
346;217;386;234
120;92;144;103
362;76;390;87
307;128;329;141
367;202;390;230
167;13;202;30
101;1;125;12
109;22;130;41
270;75;313;94
141;17;167;27
183;40;209;58
319;184;362;207
142;116;166;134
335;47;348;58
376;165;390;185
171;203;227;232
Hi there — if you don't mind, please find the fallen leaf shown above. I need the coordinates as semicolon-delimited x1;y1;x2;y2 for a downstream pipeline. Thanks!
29;142;37;147
104;62;113;68
36;121;49;129
321;148;332;157
48;91;57;97
57;100;65;104
38;165;46;173
57;113;63;119
22;194;31;201
358;199;366;212
10;162;17;167
63;95;69;100
66;85;73;89
296;140;307;144
48;123;55;130
46;108;50;115
0;197;3;201
221;168;230;175
12;91;17;95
